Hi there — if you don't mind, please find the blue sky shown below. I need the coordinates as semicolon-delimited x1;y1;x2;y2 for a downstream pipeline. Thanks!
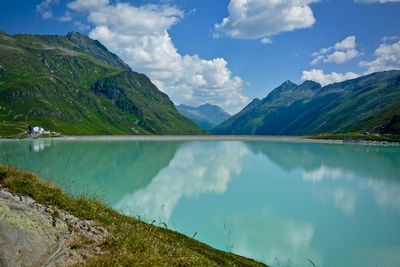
1;0;399;113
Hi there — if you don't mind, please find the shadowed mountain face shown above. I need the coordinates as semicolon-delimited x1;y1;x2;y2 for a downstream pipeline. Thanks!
176;103;231;130
0;31;202;136
212;71;400;135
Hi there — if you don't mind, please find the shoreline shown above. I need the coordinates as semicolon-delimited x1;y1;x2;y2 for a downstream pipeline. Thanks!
0;166;267;266
1;135;399;146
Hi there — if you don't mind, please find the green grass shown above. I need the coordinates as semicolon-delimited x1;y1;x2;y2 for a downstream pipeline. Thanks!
307;132;400;142
212;71;400;136
0;32;203;137
0;166;267;267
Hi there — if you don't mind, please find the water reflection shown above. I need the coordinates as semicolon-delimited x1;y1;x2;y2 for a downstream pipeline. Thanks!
116;141;248;221
246;141;400;181
240;141;400;266
0;139;400;267
0;140;183;204
302;165;351;183
246;141;400;215
225;210;320;267
29;139;51;152
363;179;400;210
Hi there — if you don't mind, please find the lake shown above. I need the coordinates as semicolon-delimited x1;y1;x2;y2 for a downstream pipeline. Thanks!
1;138;400;267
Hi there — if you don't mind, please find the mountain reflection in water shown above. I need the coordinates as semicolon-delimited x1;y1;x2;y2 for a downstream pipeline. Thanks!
1;139;399;267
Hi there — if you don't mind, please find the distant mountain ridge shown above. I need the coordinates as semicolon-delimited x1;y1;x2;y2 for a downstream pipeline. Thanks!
176;103;231;130
212;70;400;135
0;31;202;136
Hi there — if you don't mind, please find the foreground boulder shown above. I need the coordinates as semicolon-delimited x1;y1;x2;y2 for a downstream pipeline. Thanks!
0;187;108;267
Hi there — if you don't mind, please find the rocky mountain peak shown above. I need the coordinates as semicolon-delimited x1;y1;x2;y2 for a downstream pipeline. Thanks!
66;31;131;70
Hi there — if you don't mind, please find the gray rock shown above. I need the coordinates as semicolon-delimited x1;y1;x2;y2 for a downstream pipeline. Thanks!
0;187;108;267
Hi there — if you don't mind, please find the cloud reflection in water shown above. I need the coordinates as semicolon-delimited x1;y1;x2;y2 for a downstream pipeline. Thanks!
1;139;400;267
116;141;248;222
225;210;321;267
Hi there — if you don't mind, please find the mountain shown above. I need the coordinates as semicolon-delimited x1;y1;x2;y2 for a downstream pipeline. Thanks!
176;103;231;130
212;70;400;135
0;31;202;136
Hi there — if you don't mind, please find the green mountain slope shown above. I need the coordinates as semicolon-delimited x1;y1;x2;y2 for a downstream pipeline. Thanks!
212;70;400;135
176;103;231;130
0;31;202;136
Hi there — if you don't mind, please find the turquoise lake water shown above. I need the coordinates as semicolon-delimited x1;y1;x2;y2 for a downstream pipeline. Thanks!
1;139;400;267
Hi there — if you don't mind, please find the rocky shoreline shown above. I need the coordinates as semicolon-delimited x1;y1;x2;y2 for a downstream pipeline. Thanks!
0;186;108;267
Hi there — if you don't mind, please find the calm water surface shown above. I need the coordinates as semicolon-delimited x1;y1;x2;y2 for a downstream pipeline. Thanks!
1;139;400;267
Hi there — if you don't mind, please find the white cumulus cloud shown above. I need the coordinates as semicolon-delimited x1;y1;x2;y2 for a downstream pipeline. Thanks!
64;1;248;113
260;37;272;45
359;40;400;73
354;0;400;3
67;0;109;11
214;0;317;40
301;69;360;86
311;36;360;65
382;36;400;43
302;36;400;86
36;0;59;19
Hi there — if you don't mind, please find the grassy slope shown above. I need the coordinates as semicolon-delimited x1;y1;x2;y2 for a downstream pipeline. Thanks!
212;71;400;136
299;71;400;134
91;71;201;135
0;33;130;136
212;81;323;135
0;32;202;136
0;166;267;267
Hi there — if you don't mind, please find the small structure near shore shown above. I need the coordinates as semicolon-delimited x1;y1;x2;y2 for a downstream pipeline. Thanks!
28;126;47;137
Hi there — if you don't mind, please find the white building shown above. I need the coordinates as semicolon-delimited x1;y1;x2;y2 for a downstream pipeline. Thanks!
32;126;44;135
